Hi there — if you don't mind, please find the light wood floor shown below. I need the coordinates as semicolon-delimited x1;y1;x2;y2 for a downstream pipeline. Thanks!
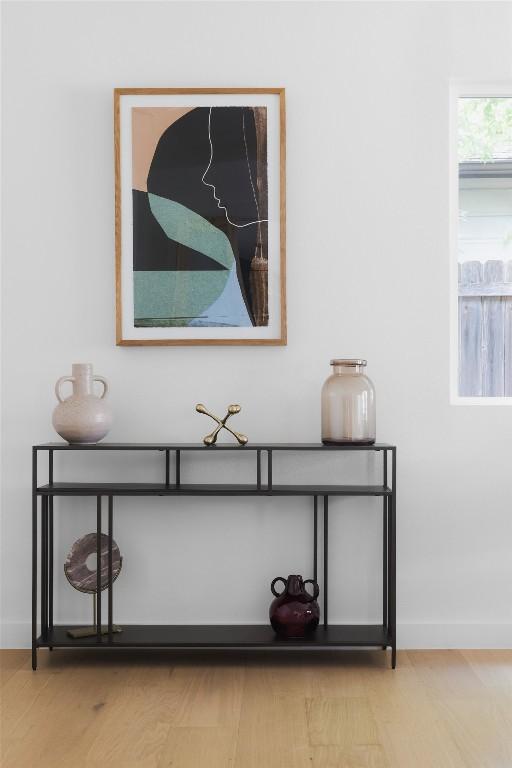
1;649;512;767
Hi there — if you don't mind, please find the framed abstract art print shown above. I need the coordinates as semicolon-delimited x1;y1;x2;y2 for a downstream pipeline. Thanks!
114;88;286;345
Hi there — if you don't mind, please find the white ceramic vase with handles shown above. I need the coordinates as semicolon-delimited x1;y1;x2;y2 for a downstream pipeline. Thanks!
52;363;112;444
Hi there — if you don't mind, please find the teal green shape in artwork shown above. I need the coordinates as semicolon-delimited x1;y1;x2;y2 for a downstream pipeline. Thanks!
134;270;229;324
148;194;234;269
135;194;252;327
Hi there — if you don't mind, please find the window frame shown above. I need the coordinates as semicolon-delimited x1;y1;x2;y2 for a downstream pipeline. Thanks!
449;81;512;405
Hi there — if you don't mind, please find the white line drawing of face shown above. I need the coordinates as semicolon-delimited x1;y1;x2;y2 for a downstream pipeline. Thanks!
201;107;268;229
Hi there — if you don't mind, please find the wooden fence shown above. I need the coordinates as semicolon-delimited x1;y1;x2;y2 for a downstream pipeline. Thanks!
459;259;512;397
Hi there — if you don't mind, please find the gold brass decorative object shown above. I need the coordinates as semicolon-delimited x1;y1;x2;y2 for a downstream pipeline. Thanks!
196;403;248;446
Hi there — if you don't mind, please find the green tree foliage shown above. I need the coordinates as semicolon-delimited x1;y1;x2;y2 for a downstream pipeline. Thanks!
459;98;512;162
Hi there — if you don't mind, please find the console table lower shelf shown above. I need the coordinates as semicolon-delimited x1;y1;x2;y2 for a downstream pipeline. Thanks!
37;624;390;649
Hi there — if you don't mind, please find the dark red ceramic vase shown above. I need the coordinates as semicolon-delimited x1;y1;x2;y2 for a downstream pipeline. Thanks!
269;575;320;638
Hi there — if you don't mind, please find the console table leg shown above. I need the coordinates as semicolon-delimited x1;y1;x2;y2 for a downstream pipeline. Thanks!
108;496;113;641
323;496;328;628
48;451;54;650
313;496;318;583
49;496;54;649
96;497;102;642
382;495;388;650
382;451;388;649
390;448;397;669
41;496;48;642
32;450;38;670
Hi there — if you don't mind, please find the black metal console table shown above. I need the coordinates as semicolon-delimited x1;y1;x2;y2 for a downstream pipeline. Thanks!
31;443;397;670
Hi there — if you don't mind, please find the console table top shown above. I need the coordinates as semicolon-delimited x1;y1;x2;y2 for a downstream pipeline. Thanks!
33;442;395;451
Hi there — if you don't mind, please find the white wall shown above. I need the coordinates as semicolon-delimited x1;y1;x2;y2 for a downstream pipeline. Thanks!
2;0;512;649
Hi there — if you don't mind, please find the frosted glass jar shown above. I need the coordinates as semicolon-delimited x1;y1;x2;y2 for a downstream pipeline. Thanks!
321;359;376;445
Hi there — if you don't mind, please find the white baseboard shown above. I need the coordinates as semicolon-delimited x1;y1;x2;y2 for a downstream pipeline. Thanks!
1;622;31;649
2;621;512;650
397;622;512;649
1;623;33;649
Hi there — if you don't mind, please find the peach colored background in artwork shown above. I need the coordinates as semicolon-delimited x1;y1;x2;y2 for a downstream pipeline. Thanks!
131;107;193;191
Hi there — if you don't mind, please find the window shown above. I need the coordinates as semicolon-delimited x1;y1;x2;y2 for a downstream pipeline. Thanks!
451;89;512;403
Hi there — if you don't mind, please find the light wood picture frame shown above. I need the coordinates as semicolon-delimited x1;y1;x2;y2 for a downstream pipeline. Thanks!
114;88;286;346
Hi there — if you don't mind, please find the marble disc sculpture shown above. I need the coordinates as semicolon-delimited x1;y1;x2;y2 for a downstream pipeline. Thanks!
64;533;123;638
64;533;122;593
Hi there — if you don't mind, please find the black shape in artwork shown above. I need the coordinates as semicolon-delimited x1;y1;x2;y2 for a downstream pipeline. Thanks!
145;107;261;311
147;108;259;225
132;190;227;272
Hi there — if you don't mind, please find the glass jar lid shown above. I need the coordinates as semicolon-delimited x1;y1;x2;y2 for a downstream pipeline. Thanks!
330;359;367;366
